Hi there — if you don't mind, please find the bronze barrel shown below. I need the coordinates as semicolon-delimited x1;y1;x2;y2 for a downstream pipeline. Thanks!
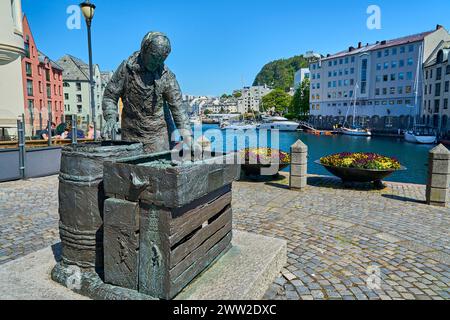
58;141;143;271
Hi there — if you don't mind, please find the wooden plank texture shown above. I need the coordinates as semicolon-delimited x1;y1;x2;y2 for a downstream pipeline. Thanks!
169;232;233;299
169;192;232;246
170;220;232;280
170;208;232;268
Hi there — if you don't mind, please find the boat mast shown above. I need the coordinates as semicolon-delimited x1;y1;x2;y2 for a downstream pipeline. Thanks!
352;83;359;127
411;44;424;129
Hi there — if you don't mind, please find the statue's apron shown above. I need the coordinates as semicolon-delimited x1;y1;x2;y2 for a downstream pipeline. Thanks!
121;65;172;154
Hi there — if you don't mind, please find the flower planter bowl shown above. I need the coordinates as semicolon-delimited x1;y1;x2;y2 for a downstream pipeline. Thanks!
241;163;289;177
315;160;406;183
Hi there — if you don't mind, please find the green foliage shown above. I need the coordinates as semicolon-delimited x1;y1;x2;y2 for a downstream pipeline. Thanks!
253;55;308;91
261;89;293;114
289;78;310;117
203;109;212;116
233;91;242;98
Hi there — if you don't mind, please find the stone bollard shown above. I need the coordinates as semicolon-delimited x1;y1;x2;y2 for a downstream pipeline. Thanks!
290;140;308;190
426;144;450;207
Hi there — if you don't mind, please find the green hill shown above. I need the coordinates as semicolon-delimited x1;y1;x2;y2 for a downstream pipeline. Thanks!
253;55;309;91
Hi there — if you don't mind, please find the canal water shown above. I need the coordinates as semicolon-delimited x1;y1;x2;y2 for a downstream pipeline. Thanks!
198;124;434;184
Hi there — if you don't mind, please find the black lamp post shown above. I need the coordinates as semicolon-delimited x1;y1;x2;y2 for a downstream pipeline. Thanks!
80;1;97;140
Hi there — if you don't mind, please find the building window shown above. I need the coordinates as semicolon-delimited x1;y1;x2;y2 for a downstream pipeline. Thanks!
77;94;82;103
77;105;82;114
399;72;404;80
398;87;403;94
27;80;33;96
444;99;448;110
25;62;32;76
46;69;50;82
434;100;440;113
407;72;413;80
65;93;69;100
390;87;396;95
408;45;414;52
38;81;42;93
24;42;30;58
435;83;441;96
391;74;396;81
446;65;450;75
384;62;389;69
436;67;442;81
405;86;412;94
399;60;405;67
445;81;449;93
46;84;51;98
76;82;82;91
63;82;70;87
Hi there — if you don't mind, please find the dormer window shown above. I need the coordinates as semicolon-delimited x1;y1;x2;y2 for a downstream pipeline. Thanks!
436;50;444;64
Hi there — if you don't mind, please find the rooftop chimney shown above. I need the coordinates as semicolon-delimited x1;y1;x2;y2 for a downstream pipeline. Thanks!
358;42;362;49
349;46;355;52
436;24;443;30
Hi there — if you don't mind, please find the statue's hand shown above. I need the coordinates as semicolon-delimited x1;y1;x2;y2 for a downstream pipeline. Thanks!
102;119;119;140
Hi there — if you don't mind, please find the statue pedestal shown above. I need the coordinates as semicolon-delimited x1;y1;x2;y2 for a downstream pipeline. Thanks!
0;231;286;300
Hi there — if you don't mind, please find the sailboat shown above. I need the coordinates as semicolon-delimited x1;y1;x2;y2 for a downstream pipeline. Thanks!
340;83;372;137
404;44;437;144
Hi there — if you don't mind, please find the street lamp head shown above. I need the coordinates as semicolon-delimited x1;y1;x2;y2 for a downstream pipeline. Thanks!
80;1;96;22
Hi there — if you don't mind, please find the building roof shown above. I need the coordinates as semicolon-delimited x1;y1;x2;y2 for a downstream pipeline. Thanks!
322;29;437;61
57;54;90;81
424;41;450;67
37;51;63;71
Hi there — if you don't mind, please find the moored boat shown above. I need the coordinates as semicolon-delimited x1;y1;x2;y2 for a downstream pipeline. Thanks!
340;126;372;137
257;117;299;131
404;126;437;144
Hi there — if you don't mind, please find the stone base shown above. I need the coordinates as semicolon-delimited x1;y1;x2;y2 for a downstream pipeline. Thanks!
0;231;286;300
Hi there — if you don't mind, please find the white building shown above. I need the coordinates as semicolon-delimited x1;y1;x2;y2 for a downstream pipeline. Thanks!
57;55;111;130
309;25;450;132
0;0;25;139
294;68;310;89
237;85;272;114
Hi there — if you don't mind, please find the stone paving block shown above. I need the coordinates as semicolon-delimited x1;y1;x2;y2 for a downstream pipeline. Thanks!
291;153;308;165
290;165;307;177
290;176;307;189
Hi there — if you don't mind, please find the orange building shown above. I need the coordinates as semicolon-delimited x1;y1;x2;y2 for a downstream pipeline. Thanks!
21;15;64;135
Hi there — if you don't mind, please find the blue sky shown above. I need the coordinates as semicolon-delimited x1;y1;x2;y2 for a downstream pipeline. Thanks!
23;0;450;96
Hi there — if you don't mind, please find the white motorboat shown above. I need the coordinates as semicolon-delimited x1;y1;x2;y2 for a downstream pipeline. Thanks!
258;117;299;131
404;126;437;144
221;121;257;130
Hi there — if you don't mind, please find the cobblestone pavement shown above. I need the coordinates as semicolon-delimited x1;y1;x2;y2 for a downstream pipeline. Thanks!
0;174;449;300
0;177;59;265
233;175;450;301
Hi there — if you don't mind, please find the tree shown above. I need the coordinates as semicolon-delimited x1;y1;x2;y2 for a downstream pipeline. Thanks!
261;89;293;114
233;91;242;98
290;78;310;119
203;109;212;116
253;55;309;91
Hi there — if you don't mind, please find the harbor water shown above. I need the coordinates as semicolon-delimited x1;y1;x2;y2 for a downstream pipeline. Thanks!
197;124;435;185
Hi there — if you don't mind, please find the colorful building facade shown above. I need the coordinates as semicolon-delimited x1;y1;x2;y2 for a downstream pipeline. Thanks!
21;15;64;135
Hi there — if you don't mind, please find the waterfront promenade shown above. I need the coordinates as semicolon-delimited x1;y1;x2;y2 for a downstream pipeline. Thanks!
0;175;448;300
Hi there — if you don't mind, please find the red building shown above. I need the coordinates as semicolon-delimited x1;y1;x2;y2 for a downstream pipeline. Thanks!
21;15;64;135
